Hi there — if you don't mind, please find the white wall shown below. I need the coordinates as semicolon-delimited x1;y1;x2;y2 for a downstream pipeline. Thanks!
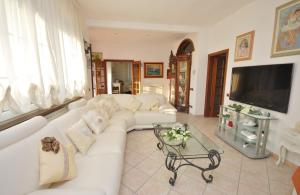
89;28;185;97
207;0;300;164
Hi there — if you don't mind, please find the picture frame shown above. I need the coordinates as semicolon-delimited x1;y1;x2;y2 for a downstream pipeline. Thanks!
234;31;255;61
144;62;164;78
271;0;300;57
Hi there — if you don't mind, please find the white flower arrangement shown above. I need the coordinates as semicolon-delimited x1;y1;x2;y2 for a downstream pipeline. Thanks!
163;125;191;144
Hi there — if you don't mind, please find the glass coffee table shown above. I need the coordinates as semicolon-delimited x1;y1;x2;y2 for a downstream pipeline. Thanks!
153;122;223;185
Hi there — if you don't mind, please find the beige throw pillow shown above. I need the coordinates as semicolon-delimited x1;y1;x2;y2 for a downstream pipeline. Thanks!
82;110;109;134
139;98;160;111
96;97;120;118
67;120;96;154
124;98;142;112
39;138;77;185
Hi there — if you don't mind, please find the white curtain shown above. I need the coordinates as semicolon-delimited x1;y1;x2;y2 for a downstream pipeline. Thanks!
0;0;87;114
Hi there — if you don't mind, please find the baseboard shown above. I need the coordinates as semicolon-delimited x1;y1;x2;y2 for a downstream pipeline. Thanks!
270;152;297;168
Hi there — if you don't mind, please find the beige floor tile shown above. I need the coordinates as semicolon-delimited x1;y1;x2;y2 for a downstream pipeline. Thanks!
122;168;149;191
168;190;182;195
206;172;238;195
148;150;166;162
242;157;267;177
171;175;206;195
181;165;211;185
267;166;293;185
136;157;163;176
269;180;293;195
125;150;147;166
137;177;170;195
239;170;270;194
204;185;231;195
120;185;135;195
238;183;270;195
123;162;133;174
152;166;175;184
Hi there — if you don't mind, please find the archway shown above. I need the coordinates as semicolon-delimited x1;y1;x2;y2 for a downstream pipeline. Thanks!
176;39;195;56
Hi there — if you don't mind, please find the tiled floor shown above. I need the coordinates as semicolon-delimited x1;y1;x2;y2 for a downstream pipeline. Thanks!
120;113;295;195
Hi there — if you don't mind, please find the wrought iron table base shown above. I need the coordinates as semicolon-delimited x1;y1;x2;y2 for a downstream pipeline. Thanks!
158;144;221;185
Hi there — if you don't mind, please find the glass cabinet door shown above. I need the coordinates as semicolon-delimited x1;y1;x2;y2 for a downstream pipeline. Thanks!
176;56;191;112
170;63;176;105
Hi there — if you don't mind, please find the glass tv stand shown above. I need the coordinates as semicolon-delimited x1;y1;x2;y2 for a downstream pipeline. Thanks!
217;105;276;159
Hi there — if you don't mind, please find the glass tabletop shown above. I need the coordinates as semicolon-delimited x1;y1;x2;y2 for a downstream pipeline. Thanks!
153;122;224;157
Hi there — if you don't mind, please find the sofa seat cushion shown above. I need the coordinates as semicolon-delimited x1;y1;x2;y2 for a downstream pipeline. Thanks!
53;154;123;195
135;111;176;125
106;118;127;132
111;109;135;128
87;131;126;155
27;189;106;195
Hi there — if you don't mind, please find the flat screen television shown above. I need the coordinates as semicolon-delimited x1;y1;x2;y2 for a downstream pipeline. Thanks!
229;63;293;113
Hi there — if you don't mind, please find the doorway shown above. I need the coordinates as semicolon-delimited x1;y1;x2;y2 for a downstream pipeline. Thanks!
104;59;141;95
204;49;229;117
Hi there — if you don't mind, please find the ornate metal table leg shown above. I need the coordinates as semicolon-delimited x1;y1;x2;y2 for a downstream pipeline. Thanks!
157;142;163;150
165;152;178;186
201;149;221;183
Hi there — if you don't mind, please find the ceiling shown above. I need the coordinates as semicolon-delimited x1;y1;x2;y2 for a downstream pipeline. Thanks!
78;0;254;26
89;27;186;43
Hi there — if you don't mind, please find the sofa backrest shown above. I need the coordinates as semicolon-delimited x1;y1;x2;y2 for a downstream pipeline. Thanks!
0;109;82;195
0;116;48;150
135;93;166;105
68;98;87;110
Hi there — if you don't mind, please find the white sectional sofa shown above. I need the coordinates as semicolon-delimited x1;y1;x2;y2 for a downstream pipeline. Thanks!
0;93;176;195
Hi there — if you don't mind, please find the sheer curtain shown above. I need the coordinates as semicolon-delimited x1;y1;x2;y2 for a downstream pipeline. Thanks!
0;0;87;114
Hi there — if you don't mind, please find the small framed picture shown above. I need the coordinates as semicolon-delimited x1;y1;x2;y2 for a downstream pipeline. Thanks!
271;0;300;57
144;62;164;78
234;31;255;61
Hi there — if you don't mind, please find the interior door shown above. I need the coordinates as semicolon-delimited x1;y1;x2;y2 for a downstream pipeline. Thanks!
176;55;191;113
132;61;141;95
204;50;228;117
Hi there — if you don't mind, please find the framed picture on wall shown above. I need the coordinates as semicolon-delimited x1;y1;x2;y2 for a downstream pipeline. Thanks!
144;62;164;78
234;31;255;61
271;0;300;57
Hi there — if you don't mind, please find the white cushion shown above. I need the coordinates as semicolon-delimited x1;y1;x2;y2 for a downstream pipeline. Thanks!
0;116;47;150
39;143;77;185
107;118;127;132
109;94;134;108
53;154;123;195
135;111;176;125
27;189;106;195
123;97;142;112
67;120;96;154
87;131;126;155
111;110;135;128
82;110;109;134
135;93;166;105
139;98;160;111
159;103;177;114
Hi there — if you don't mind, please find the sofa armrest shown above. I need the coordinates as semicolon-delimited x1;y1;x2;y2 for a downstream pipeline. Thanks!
27;189;106;195
159;103;177;114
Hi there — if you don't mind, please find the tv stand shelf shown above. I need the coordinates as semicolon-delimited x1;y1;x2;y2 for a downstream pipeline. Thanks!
217;105;276;159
